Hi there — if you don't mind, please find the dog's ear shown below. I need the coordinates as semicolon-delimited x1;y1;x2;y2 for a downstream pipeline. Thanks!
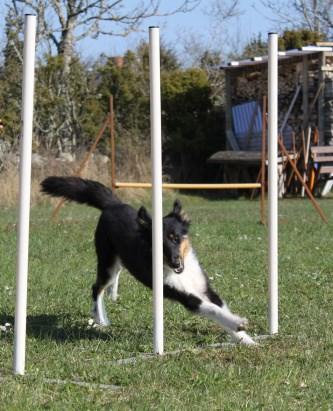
172;199;182;215
137;206;152;230
172;199;191;226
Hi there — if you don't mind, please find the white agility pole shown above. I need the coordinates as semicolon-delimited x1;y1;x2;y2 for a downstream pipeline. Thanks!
268;33;279;334
149;27;164;354
13;14;37;375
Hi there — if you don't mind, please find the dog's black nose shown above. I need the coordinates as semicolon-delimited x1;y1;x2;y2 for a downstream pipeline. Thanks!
174;265;184;274
173;259;184;274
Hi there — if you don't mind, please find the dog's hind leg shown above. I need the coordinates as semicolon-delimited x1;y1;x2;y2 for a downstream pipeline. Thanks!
92;254;119;326
92;276;110;326
106;258;122;302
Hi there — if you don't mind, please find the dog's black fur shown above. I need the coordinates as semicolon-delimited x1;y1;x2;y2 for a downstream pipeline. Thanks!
41;176;255;344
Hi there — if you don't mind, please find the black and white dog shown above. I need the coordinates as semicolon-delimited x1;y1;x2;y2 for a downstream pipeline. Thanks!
41;176;256;345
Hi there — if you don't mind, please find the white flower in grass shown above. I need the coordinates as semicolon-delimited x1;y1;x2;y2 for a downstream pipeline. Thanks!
0;323;12;333
87;318;94;329
87;318;100;329
4;286;13;295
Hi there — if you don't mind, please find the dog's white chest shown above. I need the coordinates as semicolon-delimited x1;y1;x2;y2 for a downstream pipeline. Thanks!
164;250;207;297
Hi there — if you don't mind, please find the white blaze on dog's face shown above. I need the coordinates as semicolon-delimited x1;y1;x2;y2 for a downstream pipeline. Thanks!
163;200;191;274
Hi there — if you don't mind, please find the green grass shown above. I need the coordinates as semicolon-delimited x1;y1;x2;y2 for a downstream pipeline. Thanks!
1;195;333;410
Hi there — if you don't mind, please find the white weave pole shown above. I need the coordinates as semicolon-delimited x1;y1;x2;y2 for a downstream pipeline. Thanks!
149;26;164;354
13;14;37;375
268;33;279;334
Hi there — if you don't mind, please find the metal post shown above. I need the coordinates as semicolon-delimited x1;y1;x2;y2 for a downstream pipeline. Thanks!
149;27;164;354
13;14;37;375
268;33;279;335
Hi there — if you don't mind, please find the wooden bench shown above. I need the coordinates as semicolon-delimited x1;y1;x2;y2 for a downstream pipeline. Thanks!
311;146;333;175
310;146;333;195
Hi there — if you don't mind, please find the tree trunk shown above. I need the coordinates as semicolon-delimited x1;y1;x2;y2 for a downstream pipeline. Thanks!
58;19;76;75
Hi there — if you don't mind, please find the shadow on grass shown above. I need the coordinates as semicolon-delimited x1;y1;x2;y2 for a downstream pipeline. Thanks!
1;311;224;349
1;312;260;347
0;312;114;343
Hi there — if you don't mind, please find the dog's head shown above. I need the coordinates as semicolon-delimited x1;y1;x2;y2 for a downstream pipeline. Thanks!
137;200;191;274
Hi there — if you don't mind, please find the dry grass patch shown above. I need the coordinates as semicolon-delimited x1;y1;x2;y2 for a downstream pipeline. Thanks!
0;140;154;208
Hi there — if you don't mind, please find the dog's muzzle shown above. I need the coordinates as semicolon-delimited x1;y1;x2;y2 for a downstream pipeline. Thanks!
172;260;184;274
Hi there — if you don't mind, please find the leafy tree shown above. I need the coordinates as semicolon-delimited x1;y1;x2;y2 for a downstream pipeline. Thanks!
279;28;326;49
261;0;333;38
199;50;225;105
34;55;100;152
242;34;268;58
228;33;268;61
3;0;201;153
162;68;222;181
0;8;24;146
96;42;179;132
229;28;324;59
95;44;223;181
0;8;225;181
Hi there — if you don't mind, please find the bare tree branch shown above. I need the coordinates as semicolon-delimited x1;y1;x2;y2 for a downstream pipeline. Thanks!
205;0;241;20
10;0;201;73
260;0;333;35
12;1;201;46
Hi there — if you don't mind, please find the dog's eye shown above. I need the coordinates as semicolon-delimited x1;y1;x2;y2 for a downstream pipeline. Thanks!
168;233;179;243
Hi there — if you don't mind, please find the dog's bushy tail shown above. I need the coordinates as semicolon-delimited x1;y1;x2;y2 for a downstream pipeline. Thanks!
41;176;119;210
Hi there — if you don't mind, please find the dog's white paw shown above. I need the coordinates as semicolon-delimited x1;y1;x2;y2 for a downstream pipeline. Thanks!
237;316;249;331
233;330;258;345
87;318;110;328
91;305;110;327
229;314;248;332
92;314;110;327
96;318;110;327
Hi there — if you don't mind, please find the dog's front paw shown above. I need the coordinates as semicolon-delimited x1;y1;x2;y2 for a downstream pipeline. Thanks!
228;313;248;332
236;316;248;331
233;330;258;345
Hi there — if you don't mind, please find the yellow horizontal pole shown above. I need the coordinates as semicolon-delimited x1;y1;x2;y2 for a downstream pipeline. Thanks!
115;182;261;190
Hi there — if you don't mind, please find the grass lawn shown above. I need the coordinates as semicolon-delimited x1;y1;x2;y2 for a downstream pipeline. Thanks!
1;194;333;410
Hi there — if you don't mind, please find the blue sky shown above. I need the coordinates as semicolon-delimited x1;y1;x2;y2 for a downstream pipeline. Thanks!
0;1;280;61
76;1;279;61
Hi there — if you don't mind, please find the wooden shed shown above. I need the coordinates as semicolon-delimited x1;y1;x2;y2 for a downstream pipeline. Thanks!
209;45;333;190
